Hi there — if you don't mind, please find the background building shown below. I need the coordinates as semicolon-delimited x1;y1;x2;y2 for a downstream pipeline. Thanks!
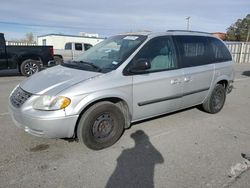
212;32;227;41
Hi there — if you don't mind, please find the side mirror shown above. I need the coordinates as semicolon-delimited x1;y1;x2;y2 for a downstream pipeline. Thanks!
129;58;151;74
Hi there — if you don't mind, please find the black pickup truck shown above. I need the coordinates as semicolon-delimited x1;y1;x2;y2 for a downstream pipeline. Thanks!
0;33;54;76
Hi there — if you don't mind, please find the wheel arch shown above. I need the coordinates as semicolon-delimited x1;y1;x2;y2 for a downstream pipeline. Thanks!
203;76;229;103
212;75;230;89
217;79;228;89
19;54;42;65
18;55;43;70
73;96;131;138
53;54;63;59
53;54;63;60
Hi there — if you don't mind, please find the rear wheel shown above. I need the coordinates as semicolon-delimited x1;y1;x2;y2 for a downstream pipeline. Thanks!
20;59;41;77
77;101;125;150
202;84;226;114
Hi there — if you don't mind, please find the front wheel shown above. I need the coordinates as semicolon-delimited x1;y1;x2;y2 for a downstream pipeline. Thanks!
202;84;226;114
54;56;63;65
77;101;125;150
20;59;41;77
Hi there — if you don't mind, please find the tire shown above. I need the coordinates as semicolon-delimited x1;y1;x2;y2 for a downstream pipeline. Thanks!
202;84;226;114
54;56;63;65
77;101;125;150
20;59;41;77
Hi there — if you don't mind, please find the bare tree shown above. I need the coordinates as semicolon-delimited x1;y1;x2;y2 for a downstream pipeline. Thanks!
25;32;34;43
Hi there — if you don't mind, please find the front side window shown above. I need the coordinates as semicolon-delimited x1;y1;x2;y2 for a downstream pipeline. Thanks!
65;43;72;50
174;36;211;67
130;37;177;72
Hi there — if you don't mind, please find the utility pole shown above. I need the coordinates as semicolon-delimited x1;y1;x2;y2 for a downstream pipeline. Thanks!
186;17;191;30
246;28;250;42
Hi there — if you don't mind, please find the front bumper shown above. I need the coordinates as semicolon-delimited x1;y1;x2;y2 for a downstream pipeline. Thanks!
9;103;79;138
47;60;57;67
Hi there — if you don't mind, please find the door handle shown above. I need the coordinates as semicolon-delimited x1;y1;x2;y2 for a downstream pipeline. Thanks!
184;76;192;82
171;79;181;85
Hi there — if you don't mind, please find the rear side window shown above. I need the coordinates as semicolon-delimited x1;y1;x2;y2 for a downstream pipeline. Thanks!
208;37;232;62
84;43;93;51
75;43;83;51
174;36;211;67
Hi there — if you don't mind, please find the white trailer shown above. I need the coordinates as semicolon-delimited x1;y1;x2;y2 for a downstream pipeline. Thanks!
37;34;105;63
37;34;104;49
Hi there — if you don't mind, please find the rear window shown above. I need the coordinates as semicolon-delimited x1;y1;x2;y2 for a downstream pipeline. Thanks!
84;43;93;51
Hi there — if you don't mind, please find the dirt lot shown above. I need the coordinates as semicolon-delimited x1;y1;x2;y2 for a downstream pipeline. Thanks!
0;64;250;188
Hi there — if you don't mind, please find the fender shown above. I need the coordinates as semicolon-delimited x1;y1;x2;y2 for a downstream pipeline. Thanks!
69;89;133;117
18;53;43;63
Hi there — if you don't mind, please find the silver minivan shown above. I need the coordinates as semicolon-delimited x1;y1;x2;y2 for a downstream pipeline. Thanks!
9;31;234;150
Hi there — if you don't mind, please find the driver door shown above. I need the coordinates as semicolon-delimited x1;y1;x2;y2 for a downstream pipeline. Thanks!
129;36;184;121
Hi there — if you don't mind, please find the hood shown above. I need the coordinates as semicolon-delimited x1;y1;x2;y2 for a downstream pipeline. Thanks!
20;65;102;95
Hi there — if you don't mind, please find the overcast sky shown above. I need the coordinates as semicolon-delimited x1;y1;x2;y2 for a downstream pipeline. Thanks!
0;0;249;40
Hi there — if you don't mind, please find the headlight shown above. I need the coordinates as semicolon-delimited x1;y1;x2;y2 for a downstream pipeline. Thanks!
33;95;71;111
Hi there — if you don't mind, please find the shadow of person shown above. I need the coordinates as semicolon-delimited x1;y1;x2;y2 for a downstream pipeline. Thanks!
106;130;164;188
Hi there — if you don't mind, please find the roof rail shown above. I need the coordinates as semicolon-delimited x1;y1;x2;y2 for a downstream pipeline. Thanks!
167;30;212;35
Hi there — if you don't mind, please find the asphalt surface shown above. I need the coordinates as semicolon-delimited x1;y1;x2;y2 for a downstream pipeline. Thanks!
1;64;250;188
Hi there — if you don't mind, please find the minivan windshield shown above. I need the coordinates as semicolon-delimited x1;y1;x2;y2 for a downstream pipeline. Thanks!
62;35;147;73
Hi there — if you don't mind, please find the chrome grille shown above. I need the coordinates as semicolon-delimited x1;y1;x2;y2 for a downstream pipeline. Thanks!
10;87;32;108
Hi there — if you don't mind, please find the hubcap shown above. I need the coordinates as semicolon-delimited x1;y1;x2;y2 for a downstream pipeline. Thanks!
24;62;38;75
92;113;114;140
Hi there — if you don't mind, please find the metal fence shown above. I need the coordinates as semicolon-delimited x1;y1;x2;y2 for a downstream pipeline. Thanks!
6;41;37;46
225;42;250;63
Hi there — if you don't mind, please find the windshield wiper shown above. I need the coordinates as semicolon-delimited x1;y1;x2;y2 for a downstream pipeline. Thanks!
74;61;102;72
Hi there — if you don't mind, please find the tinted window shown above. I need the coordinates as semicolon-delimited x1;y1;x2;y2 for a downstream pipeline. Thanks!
131;37;177;72
84;43;93;51
174;36;212;67
208;37;232;62
75;43;83;51
65;43;72;50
